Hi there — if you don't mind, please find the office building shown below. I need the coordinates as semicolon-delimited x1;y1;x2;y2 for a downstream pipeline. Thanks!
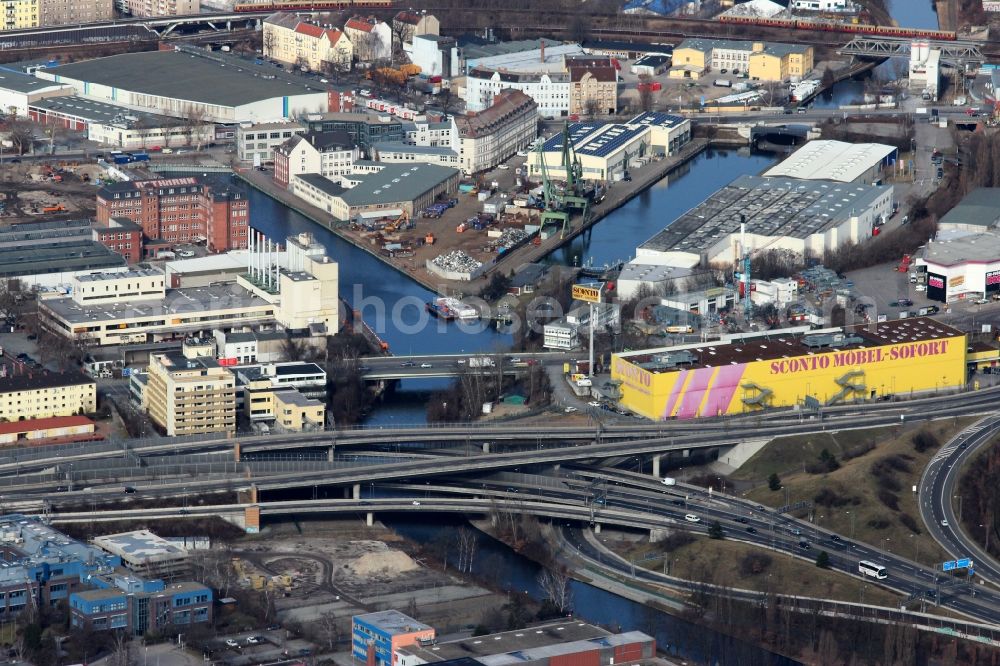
236;120;307;165
454;88;537;174
39;0;112;26
145;349;237;436
527;111;691;182
305;111;403;149
96;176;250;252
395;621;655;665
92;530;191;580
263;13;353;73
36;50;330;123
274;130;359;187
0;370;96;421
92;217;143;264
543;302;620;350
237;363;327;430
290;163;460;221
372;143;460;169
214;328;320;364
352;610;435;666
39;232;340;346
71;579;212;635
670;38;813;81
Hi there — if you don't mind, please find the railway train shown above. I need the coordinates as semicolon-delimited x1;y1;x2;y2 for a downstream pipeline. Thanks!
717;14;956;41
233;0;391;12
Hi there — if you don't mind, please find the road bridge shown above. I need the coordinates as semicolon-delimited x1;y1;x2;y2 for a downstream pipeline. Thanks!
357;351;579;380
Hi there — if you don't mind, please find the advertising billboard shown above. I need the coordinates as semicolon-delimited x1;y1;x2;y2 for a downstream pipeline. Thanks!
926;272;947;302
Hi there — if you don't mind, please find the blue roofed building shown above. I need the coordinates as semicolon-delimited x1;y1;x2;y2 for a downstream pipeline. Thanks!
526;111;691;181
623;0;695;16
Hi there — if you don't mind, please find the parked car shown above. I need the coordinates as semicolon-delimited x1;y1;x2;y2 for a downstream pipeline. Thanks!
225;639;240;648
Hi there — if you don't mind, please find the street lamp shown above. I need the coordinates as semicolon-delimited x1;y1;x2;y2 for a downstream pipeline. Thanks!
846;510;855;540
882;537;891;562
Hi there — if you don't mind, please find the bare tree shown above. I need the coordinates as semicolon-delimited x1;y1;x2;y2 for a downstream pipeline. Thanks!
181;105;209;151
6;116;34;155
536;568;573;614
584;97;601;120
637;74;654;113
456;526;479;573
109;632;132;666
262;26;278;58
315;610;340;651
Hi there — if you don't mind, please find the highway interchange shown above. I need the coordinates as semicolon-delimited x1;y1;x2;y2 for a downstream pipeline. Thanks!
0;379;997;628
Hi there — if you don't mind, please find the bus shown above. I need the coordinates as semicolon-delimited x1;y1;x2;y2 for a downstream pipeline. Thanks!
858;560;887;580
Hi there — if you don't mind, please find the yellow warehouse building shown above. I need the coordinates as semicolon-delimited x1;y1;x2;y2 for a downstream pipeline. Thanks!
612;318;966;420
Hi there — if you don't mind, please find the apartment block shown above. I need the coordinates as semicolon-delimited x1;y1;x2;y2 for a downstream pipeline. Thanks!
145;350;236;436
39;0;111;26
124;0;197;16
274;130;358;188
392;10;438;52
95;176;250;252
343;15;391;63
569;65;618;117
264;12;353;73
454;88;537;174
0;370;96;421
0;0;37;30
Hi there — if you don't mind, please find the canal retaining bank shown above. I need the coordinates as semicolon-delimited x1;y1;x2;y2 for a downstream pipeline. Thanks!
236;138;709;296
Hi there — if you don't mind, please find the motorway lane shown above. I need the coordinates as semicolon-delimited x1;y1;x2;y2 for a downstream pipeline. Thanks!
919;414;1000;585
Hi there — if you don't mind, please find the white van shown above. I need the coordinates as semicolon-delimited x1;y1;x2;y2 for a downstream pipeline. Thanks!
661;477;676;486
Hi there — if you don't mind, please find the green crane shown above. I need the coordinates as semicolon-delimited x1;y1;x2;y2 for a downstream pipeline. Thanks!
536;121;591;239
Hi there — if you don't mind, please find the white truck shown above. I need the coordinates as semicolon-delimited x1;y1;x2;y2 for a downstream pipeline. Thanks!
714;79;732;88
468;356;495;368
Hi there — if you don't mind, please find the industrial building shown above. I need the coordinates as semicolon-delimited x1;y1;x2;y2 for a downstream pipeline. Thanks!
635;174;893;268
352;610;435;666
612;318;966;420
0;234;127;288
916;229;1000;303
527;112;691;182
937;187;1000;233
274;130;359;187
0;68;73;116
395;621;656;665
96;176;250;253
39;232;340;346
543;302;620;350
29;95;214;150
670;38;813;81
910;42;941;100
305;111;404;150
373;143;461;169
290;163;460;221
36;50;330;123
0;369;96;421
762;140;898;185
236;120;307;165
0;415;96;446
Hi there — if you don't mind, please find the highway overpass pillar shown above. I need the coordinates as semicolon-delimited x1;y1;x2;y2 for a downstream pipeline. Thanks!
327;446;335;462
652;455;660;478
366;512;374;527
682;449;690;458
482;442;490;454
593;523;601;534
353;483;361;500
234;442;241;462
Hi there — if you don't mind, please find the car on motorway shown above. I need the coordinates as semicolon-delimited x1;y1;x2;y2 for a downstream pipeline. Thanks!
359;366;371;372
671;499;684;506
831;534;842;542
400;361;416;367
456;359;466;365
412;500;421;506
123;486;136;494
941;519;949;527
420;363;433;368
684;514;701;523
735;517;748;523
798;541;811;550
746;526;757;534
225;639;240;648
510;357;522;363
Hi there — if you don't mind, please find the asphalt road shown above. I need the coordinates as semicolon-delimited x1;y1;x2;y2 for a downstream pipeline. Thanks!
919;414;1000;585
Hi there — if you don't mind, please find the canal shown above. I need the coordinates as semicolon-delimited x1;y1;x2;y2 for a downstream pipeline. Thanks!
385;515;801;666
244;147;778;424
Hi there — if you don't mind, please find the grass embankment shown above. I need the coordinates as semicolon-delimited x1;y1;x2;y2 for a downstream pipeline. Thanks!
609;534;900;607
740;417;979;566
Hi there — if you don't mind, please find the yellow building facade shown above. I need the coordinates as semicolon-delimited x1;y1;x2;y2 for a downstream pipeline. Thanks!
146;352;236;436
612;320;966;420
0;372;96;421
274;389;324;431
670;38;813;82
1;0;38;30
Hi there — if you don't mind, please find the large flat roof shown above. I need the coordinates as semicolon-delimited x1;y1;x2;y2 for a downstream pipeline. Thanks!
762;140;897;183
0;68;70;93
639;175;890;255
340;163;458;206
31;95;183;128
354;610;431;635
921;229;1000;266
938;187;1000;229
93;530;188;563
44;51;327;108
41;283;272;326
0;240;126;278
617;317;964;373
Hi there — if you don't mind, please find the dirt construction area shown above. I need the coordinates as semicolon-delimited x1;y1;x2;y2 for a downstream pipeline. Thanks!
0;161;101;221
233;521;504;636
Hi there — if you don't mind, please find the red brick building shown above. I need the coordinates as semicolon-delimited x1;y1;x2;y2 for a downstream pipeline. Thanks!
96;177;250;252
92;217;143;264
